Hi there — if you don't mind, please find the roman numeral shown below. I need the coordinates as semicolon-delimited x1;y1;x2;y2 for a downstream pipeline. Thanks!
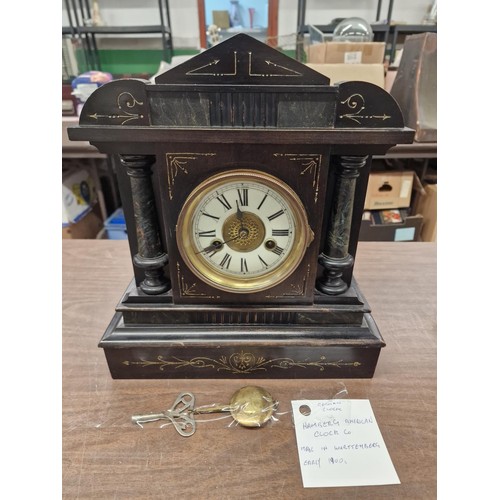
216;194;232;210
202;212;220;221
198;230;216;238
257;194;268;210
258;255;269;268
272;245;284;256
237;188;249;206
240;258;248;273
220;253;232;269
268;209;284;221
272;229;290;237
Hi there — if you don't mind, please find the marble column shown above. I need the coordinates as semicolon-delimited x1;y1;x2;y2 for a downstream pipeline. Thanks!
121;154;169;295
317;155;368;295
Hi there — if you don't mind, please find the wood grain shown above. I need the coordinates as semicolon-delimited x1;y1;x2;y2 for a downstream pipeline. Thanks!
63;240;436;499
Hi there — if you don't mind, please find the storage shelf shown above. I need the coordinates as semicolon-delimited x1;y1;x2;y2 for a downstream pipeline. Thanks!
78;25;171;35
62;0;173;71
295;0;436;63
392;24;437;33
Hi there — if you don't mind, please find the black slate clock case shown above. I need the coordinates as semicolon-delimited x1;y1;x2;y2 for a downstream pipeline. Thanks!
68;34;414;379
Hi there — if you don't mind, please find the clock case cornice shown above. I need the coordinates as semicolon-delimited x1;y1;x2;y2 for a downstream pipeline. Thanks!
68;33;413;156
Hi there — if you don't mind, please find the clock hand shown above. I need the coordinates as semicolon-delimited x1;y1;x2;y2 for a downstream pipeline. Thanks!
236;200;244;222
195;230;248;255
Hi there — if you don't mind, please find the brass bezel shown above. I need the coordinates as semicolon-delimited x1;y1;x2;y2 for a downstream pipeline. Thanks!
176;169;313;293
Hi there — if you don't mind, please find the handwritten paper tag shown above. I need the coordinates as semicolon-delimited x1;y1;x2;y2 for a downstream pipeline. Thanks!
292;399;400;488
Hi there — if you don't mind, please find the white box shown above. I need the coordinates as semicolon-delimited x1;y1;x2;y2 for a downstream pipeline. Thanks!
62;168;97;224
364;171;415;210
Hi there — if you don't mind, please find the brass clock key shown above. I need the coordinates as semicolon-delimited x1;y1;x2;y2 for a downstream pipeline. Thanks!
131;386;277;437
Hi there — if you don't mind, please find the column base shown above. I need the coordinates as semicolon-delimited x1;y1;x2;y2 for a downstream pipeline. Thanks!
316;253;354;295
133;253;170;295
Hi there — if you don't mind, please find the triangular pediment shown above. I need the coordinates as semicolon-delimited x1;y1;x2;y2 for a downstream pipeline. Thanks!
155;33;329;85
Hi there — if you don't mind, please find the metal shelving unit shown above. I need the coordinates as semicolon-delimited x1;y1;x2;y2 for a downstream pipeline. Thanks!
295;0;436;63
62;0;173;73
295;0;392;59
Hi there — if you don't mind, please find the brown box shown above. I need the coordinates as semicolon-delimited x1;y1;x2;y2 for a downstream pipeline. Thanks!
364;171;414;210
414;183;437;242
62;205;103;239
212;10;230;29
306;63;385;88
306;42;385;64
384;69;398;92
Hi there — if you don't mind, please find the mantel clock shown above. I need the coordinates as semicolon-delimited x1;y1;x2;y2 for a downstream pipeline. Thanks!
68;34;414;379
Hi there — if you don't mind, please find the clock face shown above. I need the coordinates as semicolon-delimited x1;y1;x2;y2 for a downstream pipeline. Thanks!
176;170;313;293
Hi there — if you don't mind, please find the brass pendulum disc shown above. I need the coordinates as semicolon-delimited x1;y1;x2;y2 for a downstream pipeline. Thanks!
229;386;276;427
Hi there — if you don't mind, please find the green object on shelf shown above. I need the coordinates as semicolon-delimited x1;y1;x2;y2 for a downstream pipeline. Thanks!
74;48;200;76
98;49;164;74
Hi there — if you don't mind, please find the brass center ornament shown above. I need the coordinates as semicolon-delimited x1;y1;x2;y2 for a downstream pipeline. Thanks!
222;212;265;252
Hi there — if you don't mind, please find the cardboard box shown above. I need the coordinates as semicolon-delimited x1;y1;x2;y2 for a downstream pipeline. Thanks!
384;69;398;92
414;183;437;242
306;42;385;64
364;171;414;210
359;213;423;242
306;63;385;88
62;205;103;239
212;11;230;29
62;167;97;224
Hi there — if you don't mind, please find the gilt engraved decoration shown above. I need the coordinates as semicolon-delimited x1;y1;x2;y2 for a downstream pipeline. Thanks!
248;52;302;77
266;264;311;298
186;51;303;78
176;262;219;298
122;351;362;374
274;153;322;203
186;52;237;76
166;153;216;200
87;92;145;125
339;94;391;124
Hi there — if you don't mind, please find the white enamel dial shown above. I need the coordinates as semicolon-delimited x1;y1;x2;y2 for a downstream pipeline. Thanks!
177;170;313;293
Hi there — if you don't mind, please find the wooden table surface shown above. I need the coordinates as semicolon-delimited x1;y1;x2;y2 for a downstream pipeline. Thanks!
63;240;436;499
